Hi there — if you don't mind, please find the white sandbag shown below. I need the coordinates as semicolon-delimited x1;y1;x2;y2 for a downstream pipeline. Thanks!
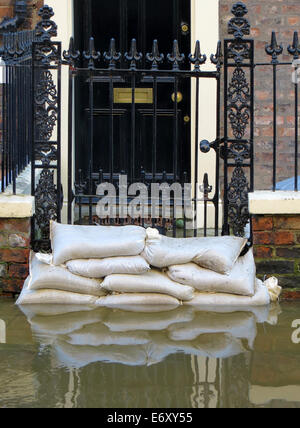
16;278;98;306
66;256;150;278
103;306;195;332
168;311;257;349
53;340;148;368
27;253;106;297
101;269;195;301
142;228;247;274
185;279;271;308
50;221;146;265
167;249;256;297
95;293;180;310
66;323;151;346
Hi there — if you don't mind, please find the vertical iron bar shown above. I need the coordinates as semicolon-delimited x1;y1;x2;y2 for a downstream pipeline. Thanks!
173;75;179;237
68;67;73;224
223;41;229;235
131;72;136;185
295;74;299;191
194;76;199;237
272;63;277;192
89;69;94;224
152;75;157;183
214;71;221;236
57;44;62;223
109;74;114;184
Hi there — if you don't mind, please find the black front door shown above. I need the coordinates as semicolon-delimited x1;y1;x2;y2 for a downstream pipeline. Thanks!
74;0;191;184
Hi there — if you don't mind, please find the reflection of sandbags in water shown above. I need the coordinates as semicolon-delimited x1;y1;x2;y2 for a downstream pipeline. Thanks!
29;309;108;337
168;311;257;349
96;293;180;310
146;331;246;365
66;323;151;346
27;253;106;296
18;304;97;321
185;279;271;308
189;304;271;324
101;270;195;301
267;303;282;326
103;306;195;332
53;340;148;368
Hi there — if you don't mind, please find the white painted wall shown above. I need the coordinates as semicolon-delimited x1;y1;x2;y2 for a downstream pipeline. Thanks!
45;0;74;223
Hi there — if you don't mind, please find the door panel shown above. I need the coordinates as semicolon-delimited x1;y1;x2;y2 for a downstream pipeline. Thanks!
74;0;191;185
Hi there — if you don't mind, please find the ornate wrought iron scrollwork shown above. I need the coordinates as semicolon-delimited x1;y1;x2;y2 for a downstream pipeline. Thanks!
224;2;253;239
32;5;62;251
228;67;250;141
227;166;250;237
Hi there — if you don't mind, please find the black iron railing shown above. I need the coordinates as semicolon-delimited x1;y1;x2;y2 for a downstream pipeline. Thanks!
0;2;300;252
0;30;34;193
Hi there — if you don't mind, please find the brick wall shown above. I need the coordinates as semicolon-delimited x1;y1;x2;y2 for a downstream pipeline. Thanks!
220;0;300;190
0;1;43;30
253;214;300;297
0;218;31;296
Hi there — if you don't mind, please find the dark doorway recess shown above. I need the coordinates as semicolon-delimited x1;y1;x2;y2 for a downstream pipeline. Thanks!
74;0;191;183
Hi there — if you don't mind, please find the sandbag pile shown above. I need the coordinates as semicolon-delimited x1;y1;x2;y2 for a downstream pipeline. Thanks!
18;304;281;368
16;221;282;308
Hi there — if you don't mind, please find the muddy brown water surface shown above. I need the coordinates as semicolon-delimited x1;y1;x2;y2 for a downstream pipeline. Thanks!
0;298;300;408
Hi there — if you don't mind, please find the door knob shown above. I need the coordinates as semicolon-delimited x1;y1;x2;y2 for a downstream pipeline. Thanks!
171;92;183;103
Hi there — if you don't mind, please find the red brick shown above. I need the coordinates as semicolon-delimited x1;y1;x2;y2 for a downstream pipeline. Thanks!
0;218;31;234
274;232;295;246
254;246;273;258
1;279;24;294
0;249;30;264
252;216;273;232
282;289;300;300
8;264;29;280
274;216;300;230
253;232;273;245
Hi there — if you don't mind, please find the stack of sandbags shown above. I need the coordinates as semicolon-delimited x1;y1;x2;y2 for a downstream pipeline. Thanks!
17;222;282;309
17;222;196;308
142;228;282;307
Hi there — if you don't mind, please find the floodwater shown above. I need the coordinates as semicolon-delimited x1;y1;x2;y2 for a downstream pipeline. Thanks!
0;298;300;408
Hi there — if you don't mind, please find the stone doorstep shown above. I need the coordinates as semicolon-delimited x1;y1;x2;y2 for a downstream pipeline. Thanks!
0;195;35;219
249;191;300;215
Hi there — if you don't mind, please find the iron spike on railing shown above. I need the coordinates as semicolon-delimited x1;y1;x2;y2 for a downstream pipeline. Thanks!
189;40;206;71
125;39;142;70
146;40;164;70
83;37;100;69
104;38;121;70
200;173;213;198
167;40;185;70
63;37;80;66
210;41;223;67
266;31;283;64
288;32;300;59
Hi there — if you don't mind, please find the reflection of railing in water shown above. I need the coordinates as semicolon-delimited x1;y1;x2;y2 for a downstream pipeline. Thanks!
0;319;6;344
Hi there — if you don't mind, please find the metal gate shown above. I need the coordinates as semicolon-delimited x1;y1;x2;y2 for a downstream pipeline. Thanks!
2;3;259;252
